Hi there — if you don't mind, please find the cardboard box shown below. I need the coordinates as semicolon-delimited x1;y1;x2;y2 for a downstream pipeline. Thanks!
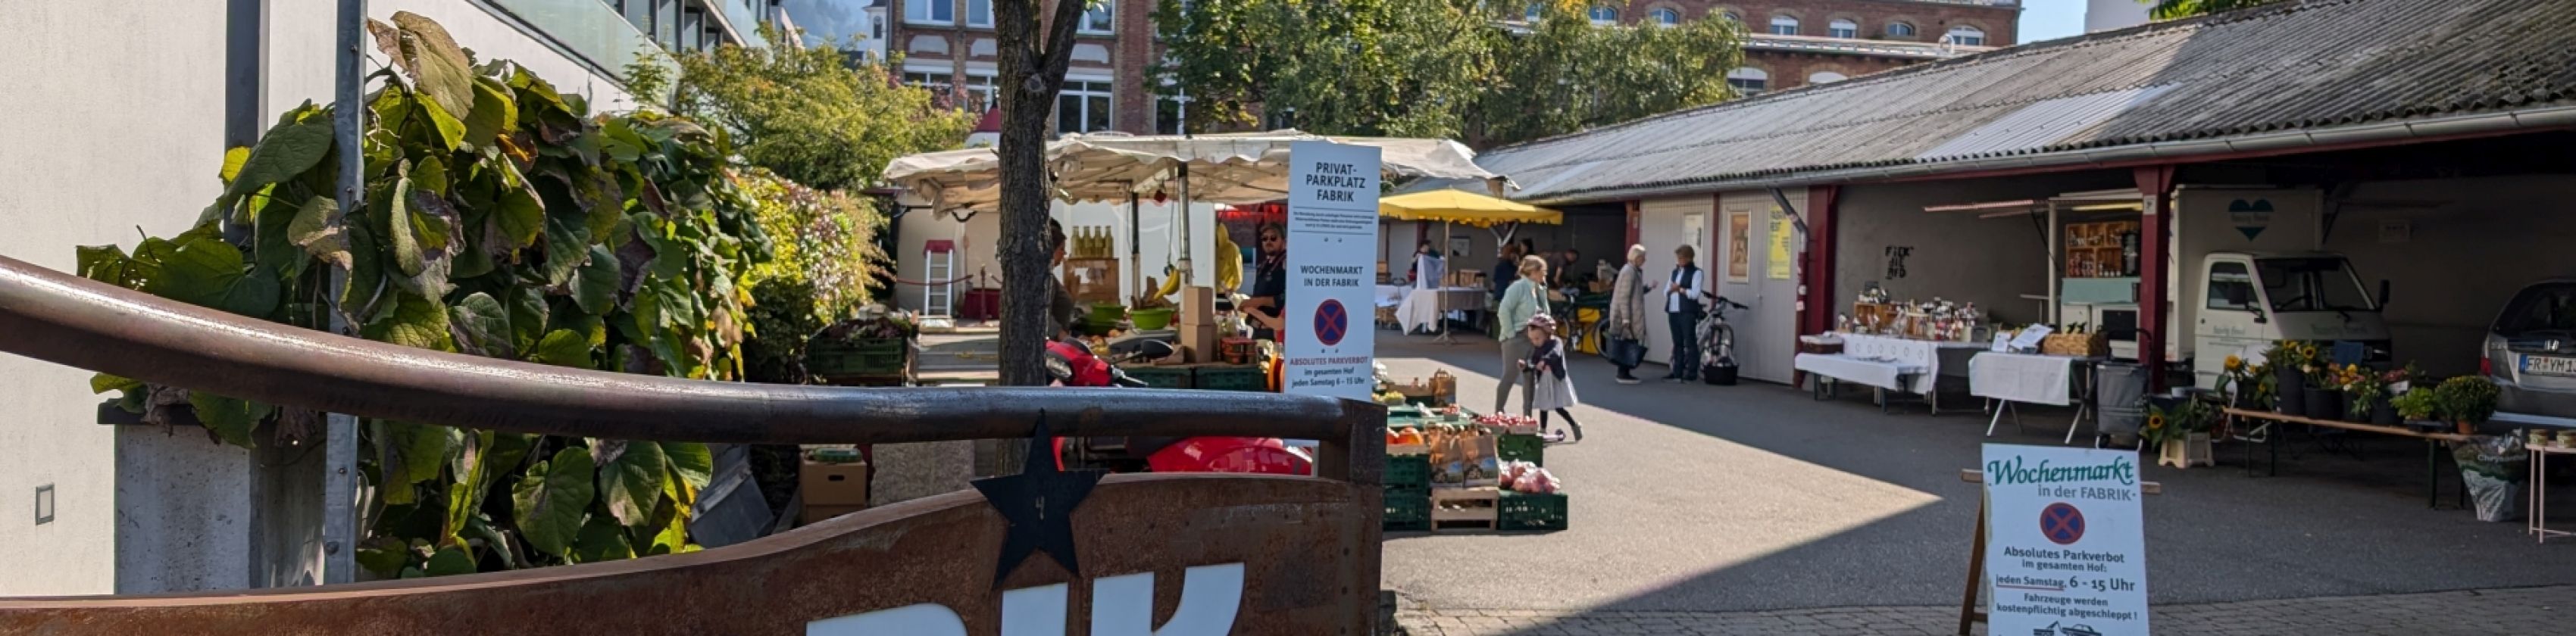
801;458;871;507
1179;324;1219;359
1179;286;1218;323
800;504;865;525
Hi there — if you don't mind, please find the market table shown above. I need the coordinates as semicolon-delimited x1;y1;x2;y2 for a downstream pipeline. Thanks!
1809;333;1984;414
1970;351;2101;442
2224;407;2468;509
1397;287;1491;334
2531;443;2576;543
1793;353;1921;414
1374;285;1409;329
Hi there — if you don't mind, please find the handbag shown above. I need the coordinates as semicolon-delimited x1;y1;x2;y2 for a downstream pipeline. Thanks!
1607;335;1646;368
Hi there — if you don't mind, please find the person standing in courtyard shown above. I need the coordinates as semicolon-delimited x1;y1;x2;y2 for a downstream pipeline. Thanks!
1605;245;1652;384
1493;255;1551;414
1664;244;1710;382
1519;313;1583;441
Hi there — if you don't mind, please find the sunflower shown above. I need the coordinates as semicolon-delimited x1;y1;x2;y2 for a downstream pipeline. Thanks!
2224;355;2244;371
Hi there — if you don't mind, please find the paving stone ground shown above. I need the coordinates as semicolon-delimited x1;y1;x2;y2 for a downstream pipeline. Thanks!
1392;585;2576;635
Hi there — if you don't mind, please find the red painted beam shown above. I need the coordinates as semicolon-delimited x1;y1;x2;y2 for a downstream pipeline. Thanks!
2133;166;2177;393
1624;200;1640;247
1802;186;1840;338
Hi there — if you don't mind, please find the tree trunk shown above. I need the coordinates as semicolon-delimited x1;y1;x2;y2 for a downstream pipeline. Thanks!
983;0;1089;475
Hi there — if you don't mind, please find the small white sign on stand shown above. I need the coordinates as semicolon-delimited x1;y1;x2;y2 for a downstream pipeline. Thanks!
1280;141;1381;403
1978;444;2150;636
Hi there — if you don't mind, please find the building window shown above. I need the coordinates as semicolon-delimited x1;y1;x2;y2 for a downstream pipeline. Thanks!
1058;80;1113;133
1725;67;1767;95
1155;95;1189;135
964;74;997;111
1828;19;1857;39
966;0;991;26
905;71;959;109
1808;71;1846;84
1524;3;1543;21
1080;5;1114;33
1587;5;1618;24
1650;8;1680;26
1721;11;1741;24
1768;16;1798;36
1946;25;1985;45
1886;21;1916;37
906;0;953;24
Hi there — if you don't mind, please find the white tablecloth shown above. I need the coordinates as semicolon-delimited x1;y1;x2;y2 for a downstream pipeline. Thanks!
1834;333;1986;394
1398;288;1491;332
1374;285;1408;308
1795;353;1918;391
1970;352;2079;407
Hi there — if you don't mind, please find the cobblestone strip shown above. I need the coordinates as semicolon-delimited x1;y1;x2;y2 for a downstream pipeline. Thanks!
1393;585;2576;635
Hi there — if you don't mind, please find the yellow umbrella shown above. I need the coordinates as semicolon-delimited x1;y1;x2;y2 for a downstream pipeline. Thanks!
1379;189;1561;226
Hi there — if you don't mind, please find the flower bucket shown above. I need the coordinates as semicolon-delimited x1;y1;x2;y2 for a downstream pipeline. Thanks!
2274;367;2308;416
2301;387;2343;421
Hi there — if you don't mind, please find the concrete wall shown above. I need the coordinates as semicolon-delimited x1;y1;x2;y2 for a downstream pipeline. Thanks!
1833;173;2131;329
0;0;238;595
2325;175;2576;377
264;0;642;125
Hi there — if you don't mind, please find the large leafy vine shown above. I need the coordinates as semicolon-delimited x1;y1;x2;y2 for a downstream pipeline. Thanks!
79;13;774;577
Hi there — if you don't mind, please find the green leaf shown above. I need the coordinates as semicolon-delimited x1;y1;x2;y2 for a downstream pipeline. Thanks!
387;172;424;276
90;373;142;394
491;181;546;251
362;292;455;351
75;245;135;288
226;117;334;199
528;329;590;367
664;441;713;495
416;94;467;151
339;221;386;322
641;497;689;556
189;392;274;448
411;155;450;197
570;245;621;315
355;536;414;579
424;545;476;577
391;12;480;132
219;146;252;183
444;432;493;547
594;441;667;528
447;292;513;358
511;446;597;558
145;231;247;308
288;196;352;270
570;513;634;564
506;288;550;354
253;193;307;280
408;188;459;255
463;77;517;149
217;267;283;318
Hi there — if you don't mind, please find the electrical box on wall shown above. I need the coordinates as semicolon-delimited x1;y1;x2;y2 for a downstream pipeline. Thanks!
35;483;54;525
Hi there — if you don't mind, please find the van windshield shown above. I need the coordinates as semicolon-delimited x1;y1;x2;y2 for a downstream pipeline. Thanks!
2495;283;2576;335
2257;257;2374;313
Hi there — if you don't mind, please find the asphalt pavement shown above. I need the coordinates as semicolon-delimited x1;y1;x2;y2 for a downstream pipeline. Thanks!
1374;334;2576;616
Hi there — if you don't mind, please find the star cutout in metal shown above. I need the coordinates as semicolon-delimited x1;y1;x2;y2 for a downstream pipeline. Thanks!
972;412;1106;587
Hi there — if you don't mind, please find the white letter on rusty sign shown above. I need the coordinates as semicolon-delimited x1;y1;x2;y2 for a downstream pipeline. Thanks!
1089;563;1246;636
1000;583;1071;636
806;603;967;636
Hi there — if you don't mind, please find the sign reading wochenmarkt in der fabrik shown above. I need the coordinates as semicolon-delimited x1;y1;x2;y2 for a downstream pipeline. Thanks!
1982;444;2149;636
1282;141;1380;401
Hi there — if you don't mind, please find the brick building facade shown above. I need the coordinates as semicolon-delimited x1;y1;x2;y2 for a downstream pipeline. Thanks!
883;0;2018;135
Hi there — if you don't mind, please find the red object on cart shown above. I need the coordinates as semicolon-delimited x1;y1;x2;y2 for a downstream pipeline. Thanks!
1145;436;1312;475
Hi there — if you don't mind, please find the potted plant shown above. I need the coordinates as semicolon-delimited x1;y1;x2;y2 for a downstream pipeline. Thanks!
2219;355;2265;410
2393;387;2443;432
2327;363;2375;423
2263;341;2318;416
2300;360;2346;422
2436;376;2502;435
2145;397;2216;469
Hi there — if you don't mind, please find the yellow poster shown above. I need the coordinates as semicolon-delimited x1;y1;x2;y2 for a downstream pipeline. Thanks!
1767;208;1794;279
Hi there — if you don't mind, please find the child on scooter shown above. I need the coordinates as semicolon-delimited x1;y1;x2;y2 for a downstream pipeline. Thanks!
1518;314;1583;441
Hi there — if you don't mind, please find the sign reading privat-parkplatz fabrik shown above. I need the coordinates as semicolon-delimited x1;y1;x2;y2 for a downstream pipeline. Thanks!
1980;444;2150;636
1282;141;1380;402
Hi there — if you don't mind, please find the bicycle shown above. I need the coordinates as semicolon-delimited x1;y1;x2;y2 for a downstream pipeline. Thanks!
1698;297;1750;382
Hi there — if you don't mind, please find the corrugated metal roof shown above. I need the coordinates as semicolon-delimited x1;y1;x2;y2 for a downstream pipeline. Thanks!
1476;0;2576;204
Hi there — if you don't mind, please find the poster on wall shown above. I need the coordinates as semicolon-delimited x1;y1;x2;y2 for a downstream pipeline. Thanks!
1981;444;2151;636
1283;141;1382;402
1767;207;1794;280
1724;212;1750;283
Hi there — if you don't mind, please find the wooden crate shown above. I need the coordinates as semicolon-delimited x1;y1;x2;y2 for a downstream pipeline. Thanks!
1061;257;1121;305
1429;487;1499;532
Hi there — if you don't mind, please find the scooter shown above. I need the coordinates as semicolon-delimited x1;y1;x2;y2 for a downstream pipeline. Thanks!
1046;333;1312;475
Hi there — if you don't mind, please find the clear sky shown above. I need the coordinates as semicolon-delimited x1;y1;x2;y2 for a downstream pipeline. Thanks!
2019;0;2089;43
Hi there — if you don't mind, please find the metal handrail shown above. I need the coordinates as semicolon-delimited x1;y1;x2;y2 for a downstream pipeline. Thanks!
0;254;1379;463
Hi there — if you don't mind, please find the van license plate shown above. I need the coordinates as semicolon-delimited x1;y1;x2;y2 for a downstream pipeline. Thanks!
2524;355;2576;377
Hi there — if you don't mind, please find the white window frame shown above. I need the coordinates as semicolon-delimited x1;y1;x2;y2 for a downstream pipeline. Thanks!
964;73;998;112
1720;11;1741;24
1725;67;1766;95
1080;4;1114;34
1587;5;1618;24
1886;21;1915;37
1947;25;1985;46
1768;16;1798;36
1807;71;1846;84
966;0;991;27
1827;19;1857;39
1057;79;1114;134
905;0;954;26
1649;8;1680;26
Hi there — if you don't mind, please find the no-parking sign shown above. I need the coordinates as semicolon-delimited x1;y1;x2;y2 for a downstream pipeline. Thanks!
1981;444;2149;636
1281;142;1380;401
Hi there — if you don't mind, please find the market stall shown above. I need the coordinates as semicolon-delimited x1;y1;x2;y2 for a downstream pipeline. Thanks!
1378;190;1562;343
1794;288;1989;414
1377;400;1568;535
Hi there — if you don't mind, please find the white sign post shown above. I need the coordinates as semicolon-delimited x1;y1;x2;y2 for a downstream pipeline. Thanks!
1980;444;2150;636
1281;141;1381;402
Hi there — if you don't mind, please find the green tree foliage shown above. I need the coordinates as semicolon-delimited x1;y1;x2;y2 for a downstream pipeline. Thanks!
2141;0;2284;20
1152;0;1742;148
647;27;974;191
80;14;767;578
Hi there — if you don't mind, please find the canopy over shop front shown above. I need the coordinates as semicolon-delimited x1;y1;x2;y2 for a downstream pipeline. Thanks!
881;130;1507;213
1379;190;1562;227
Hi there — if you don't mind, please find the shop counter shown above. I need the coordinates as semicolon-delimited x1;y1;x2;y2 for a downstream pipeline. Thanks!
1397;287;1492;333
1970;351;2102;442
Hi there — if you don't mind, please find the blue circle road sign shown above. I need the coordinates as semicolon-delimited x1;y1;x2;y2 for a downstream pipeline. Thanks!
1315;299;1349;346
2040;502;2086;545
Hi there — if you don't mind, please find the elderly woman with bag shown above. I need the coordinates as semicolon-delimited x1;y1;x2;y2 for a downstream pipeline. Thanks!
1603;245;1652;384
1493;255;1552;414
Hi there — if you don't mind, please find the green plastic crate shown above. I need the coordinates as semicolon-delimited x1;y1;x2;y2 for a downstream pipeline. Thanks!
1498;491;1567;532
807;337;909;380
1121;366;1193;389
1497;433;1545;466
1384;493;1431;532
1386;455;1432;490
1191;365;1268;392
